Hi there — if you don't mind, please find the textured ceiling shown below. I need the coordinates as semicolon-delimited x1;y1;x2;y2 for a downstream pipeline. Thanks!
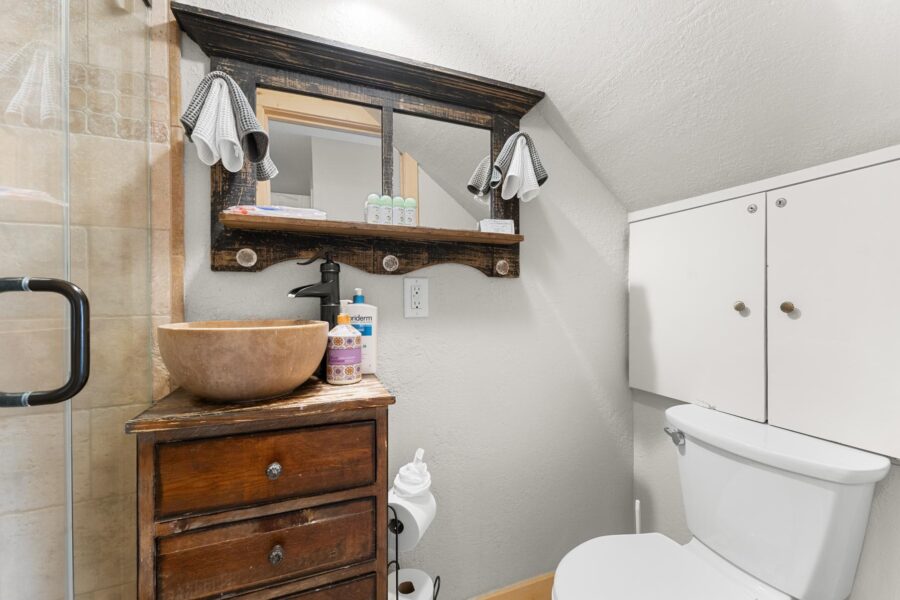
184;0;900;211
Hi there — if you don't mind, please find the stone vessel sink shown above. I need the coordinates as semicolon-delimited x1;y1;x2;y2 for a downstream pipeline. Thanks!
158;319;328;402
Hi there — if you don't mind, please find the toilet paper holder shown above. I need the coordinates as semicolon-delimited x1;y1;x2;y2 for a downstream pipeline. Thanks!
388;504;441;599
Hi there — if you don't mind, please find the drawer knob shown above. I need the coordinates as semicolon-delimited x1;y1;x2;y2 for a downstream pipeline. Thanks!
268;544;284;566
266;462;282;481
733;300;746;312
780;301;796;314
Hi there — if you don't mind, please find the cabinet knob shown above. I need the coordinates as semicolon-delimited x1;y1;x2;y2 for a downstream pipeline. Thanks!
780;301;796;314
733;301;746;312
266;461;282;481
268;544;284;566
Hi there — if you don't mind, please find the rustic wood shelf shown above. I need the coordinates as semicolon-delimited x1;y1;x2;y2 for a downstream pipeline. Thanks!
220;212;525;245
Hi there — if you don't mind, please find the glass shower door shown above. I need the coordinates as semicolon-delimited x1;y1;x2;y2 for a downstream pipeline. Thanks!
0;0;75;598
0;0;154;598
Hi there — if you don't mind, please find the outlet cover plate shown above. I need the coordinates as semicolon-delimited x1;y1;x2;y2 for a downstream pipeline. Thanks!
404;278;429;318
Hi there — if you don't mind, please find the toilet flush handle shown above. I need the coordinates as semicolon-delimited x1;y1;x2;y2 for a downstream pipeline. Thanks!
663;427;685;447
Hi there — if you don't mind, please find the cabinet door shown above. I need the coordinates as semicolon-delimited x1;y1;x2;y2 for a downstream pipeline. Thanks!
768;160;900;457
629;194;766;420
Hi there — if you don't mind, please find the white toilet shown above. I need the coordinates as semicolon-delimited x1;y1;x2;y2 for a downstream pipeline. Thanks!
553;404;891;599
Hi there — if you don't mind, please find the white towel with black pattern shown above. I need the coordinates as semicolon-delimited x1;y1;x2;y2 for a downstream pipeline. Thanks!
215;79;243;172
467;131;547;200
191;78;222;166
490;131;547;191
181;70;278;181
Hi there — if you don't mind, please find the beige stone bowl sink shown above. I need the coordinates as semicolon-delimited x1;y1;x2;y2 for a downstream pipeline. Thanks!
158;319;328;403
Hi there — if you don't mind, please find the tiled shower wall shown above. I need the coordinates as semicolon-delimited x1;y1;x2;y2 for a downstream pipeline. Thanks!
0;0;175;598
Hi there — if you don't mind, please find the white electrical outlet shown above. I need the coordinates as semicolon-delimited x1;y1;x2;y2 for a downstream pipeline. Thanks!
404;278;429;318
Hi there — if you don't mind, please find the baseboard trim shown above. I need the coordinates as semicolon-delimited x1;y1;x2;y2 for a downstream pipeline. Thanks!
473;573;554;600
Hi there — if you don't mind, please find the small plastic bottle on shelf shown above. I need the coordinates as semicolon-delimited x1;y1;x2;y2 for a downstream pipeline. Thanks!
365;193;380;224
392;196;405;226
378;195;393;224
404;197;417;226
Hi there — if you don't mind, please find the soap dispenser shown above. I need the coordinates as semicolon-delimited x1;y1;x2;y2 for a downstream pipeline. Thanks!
326;313;362;385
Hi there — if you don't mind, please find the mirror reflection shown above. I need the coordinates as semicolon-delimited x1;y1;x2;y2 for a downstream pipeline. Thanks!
392;112;491;229
259;89;382;222
259;89;493;230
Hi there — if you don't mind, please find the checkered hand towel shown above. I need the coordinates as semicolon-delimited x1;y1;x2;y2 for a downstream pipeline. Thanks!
490;132;547;191
467;132;547;199
467;155;492;202
181;71;278;181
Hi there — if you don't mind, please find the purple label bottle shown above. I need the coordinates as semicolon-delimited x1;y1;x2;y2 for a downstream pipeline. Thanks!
327;314;362;385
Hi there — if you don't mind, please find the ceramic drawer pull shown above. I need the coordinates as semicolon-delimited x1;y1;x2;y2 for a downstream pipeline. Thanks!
268;544;284;566
266;461;283;481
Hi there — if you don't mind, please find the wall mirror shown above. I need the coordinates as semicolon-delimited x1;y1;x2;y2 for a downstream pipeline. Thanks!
173;2;544;276
258;90;493;231
392;112;491;229
257;89;382;221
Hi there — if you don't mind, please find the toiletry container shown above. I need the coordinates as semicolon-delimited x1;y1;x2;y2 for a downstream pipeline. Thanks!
379;195;393;224
404;197;417;226
326;313;362;385
346;288;378;374
393;196;405;226
365;193;380;224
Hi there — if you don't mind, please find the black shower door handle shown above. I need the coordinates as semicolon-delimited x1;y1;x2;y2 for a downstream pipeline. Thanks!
0;277;90;407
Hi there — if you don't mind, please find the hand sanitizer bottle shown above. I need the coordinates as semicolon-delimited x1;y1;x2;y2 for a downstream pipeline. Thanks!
346;288;378;374
379;195;393;224
392;196;405;226
404;197;417;226
365;193;380;224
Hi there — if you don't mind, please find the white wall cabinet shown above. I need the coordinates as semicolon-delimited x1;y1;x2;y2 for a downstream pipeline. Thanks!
767;160;900;458
629;194;766;421
629;148;900;457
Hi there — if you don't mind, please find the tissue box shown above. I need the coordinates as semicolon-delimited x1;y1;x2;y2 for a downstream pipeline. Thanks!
478;219;515;234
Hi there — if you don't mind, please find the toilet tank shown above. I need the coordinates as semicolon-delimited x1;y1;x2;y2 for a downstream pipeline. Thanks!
666;404;890;600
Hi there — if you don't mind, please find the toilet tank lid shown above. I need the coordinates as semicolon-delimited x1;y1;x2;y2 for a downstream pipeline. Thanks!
666;404;891;485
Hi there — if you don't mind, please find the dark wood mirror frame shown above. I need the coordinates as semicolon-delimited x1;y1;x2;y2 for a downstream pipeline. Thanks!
172;3;545;277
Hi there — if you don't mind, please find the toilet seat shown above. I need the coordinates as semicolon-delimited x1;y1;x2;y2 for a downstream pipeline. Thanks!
553;533;789;600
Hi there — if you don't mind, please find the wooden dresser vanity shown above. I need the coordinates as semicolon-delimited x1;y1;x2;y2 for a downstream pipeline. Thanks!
126;376;394;600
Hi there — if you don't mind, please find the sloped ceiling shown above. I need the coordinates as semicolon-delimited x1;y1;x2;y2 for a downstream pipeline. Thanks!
185;0;900;211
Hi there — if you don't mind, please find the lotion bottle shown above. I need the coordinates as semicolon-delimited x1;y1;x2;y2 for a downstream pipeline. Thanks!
346;288;378;374
326;313;362;385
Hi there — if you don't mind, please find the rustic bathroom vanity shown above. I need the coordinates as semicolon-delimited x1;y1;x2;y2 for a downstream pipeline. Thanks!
126;376;394;599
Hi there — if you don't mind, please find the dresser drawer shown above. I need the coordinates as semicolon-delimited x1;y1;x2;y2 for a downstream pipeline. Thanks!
156;422;375;517
157;498;375;600
279;575;375;599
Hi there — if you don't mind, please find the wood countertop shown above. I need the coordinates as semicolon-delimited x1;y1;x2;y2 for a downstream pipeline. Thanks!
126;375;394;434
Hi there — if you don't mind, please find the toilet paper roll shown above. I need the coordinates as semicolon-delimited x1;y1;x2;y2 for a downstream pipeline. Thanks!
388;489;436;552
387;568;434;600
